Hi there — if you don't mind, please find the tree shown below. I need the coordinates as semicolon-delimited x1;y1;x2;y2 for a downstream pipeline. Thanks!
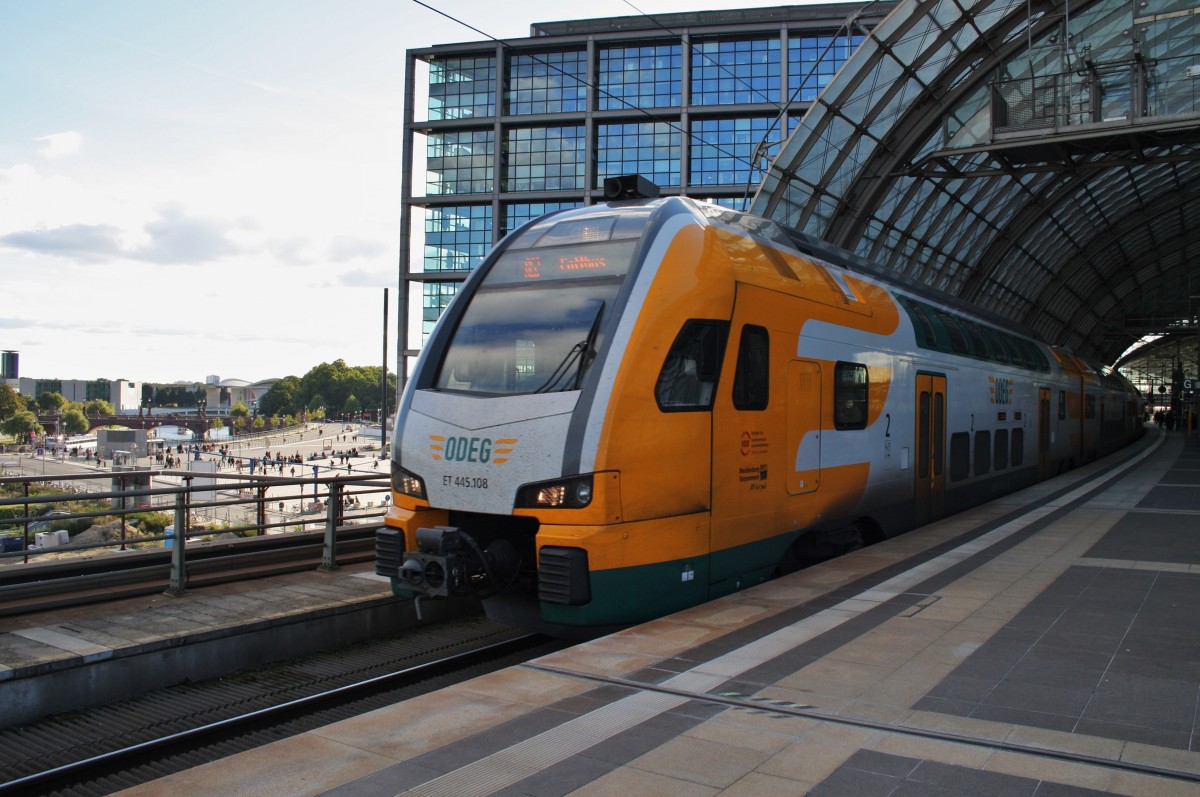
83;399;115;416
61;408;90;436
0;384;22;422
344;394;361;418
209;417;224;429
259;376;300;417
230;401;251;420
1;410;43;440
37;391;69;412
252;415;265;431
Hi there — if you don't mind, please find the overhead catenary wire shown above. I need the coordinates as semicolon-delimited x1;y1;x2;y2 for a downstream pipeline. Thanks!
408;0;763;198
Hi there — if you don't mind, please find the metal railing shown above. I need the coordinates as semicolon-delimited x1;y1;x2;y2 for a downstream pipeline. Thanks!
0;468;391;607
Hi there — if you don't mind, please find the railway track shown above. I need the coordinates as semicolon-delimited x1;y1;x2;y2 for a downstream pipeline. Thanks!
0;617;567;796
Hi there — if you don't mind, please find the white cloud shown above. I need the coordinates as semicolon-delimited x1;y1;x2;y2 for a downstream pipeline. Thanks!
36;131;83;159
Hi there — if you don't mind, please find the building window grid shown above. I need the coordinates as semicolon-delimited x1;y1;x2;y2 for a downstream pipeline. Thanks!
502;201;582;236
504;126;587;192
788;35;863;102
428;56;496;120
598;44;683;110
424;205;493;272
597;122;681;188
427;130;495;195
690;116;785;187
691;38;781;106
413;24;874;348
506;50;588;115
422;282;461;339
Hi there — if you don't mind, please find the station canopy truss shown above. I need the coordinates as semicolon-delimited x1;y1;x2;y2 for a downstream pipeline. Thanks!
751;0;1200;392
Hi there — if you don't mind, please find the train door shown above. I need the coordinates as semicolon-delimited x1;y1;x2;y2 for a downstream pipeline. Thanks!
914;373;946;526
709;286;782;596
1038;387;1051;479
786;360;821;495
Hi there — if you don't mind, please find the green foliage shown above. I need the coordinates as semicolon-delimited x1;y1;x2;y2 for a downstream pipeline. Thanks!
255;361;396;419
252;415;265;430
145;384;202;407
210;417;225;429
36;391;69;412
259;376;300;418
128;512;172;535
1;410;43;439
0;384;22;421
62;407;90;435
82;399;115;416
230;400;251;418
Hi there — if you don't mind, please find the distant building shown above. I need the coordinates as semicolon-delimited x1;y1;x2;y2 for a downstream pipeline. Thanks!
11;378;142;413
201;378;279;414
1;350;17;381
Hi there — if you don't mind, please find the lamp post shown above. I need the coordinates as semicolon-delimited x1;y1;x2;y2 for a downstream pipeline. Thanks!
197;393;207;431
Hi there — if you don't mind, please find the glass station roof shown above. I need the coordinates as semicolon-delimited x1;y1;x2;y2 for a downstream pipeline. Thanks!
752;0;1200;370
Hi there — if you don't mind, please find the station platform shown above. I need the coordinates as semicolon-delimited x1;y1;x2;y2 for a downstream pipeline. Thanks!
97;428;1200;794
0;562;441;727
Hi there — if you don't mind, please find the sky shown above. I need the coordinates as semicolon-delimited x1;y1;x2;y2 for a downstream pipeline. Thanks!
0;0;792;386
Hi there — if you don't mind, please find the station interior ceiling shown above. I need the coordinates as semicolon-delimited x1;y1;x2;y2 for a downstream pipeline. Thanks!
752;0;1200;395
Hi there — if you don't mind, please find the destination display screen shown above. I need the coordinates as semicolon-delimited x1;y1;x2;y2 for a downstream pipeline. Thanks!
485;240;637;286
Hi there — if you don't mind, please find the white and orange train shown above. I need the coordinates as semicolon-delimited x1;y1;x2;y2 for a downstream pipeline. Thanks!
377;185;1143;635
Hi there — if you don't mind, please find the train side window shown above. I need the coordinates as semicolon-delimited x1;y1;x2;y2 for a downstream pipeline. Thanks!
974;430;991;476
1011;428;1024;466
833;362;868;429
655;320;729;412
1058;390;1066;420
985;329;1009;363
950;432;970;481
732;325;770;411
963;321;991;359
934;310;969;354
994;429;1009;470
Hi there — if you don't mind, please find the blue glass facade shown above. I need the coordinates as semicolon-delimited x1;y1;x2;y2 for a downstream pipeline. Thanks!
597;122;681;188
427;130;494;195
504;126;586;192
598;44;682;109
424;205;492;272
506;51;588;114
691;116;782;187
503;201;582;236
428;56;495;120
789;35;863;102
691;38;781;105
404;5;887;355
422;283;460;337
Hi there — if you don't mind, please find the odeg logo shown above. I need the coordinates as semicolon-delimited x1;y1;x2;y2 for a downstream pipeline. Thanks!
429;435;517;464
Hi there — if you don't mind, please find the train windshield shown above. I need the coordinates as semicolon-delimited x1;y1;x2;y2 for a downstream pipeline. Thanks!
435;216;644;395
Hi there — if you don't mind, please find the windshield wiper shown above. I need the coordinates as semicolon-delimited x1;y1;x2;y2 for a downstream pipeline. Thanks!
574;300;605;390
533;300;605;393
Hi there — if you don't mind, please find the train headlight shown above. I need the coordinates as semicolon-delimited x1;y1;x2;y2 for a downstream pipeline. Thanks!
391;462;426;500
516;475;594;509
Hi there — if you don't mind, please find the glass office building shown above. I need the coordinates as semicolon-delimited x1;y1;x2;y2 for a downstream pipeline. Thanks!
399;4;892;369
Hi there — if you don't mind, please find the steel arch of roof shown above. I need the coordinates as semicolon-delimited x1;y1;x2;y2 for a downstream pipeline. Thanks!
751;0;1200;367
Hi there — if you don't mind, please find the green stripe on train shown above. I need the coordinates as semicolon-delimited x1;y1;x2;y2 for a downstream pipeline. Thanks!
540;532;794;626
